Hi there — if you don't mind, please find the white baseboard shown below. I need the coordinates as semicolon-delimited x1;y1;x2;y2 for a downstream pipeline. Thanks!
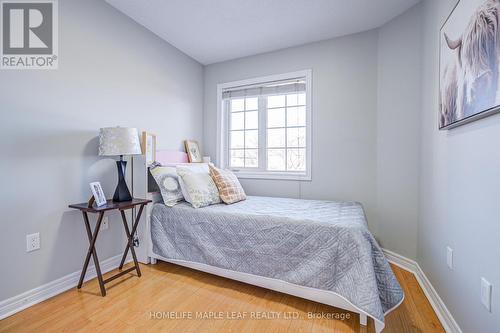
0;254;131;320
382;248;462;333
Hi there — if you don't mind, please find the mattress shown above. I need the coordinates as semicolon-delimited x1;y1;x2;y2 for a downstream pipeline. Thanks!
150;195;403;327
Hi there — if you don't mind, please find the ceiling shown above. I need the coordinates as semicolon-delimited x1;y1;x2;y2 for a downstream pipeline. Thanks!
106;0;420;65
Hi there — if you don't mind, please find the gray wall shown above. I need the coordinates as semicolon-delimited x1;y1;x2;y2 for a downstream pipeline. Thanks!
0;0;203;301
204;31;380;244
418;0;500;331
377;5;422;260
203;14;423;259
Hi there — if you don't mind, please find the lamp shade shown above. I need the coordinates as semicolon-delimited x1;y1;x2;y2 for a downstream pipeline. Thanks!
98;127;142;156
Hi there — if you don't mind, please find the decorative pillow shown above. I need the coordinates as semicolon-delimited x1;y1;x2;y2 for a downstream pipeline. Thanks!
176;164;210;203
150;166;184;206
209;165;246;204
177;167;221;208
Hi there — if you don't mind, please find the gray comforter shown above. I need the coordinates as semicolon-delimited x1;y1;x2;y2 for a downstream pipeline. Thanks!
151;196;403;328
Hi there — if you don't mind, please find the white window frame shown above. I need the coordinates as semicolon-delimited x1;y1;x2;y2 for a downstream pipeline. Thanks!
216;70;312;181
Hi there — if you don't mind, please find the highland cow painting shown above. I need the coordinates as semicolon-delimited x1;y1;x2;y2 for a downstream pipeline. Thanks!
439;0;500;129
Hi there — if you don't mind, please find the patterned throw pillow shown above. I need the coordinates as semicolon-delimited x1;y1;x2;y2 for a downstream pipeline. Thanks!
177;167;221;208
209;165;246;204
176;164;210;203
150;166;184;206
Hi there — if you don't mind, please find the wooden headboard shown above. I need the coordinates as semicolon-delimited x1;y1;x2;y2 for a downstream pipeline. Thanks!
147;150;189;193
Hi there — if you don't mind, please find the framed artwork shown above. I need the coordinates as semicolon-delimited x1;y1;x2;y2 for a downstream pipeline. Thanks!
89;182;107;207
439;0;500;129
142;132;156;165
184;140;202;162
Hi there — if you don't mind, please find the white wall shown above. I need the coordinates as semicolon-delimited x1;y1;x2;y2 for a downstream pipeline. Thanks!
418;0;500;331
0;0;203;301
377;4;422;260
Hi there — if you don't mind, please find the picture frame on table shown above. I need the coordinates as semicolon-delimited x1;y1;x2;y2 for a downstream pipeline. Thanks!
184;140;202;163
142;131;156;165
89;182;107;207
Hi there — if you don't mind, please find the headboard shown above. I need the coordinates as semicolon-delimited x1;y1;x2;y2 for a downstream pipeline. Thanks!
156;150;189;164
136;149;190;265
147;150;189;193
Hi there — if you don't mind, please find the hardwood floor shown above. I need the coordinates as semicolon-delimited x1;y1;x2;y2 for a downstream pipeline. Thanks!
0;262;444;333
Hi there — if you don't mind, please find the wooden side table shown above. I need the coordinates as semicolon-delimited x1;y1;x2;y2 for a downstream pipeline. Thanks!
68;198;152;296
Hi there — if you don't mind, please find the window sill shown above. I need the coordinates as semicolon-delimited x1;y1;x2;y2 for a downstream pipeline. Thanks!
231;170;312;181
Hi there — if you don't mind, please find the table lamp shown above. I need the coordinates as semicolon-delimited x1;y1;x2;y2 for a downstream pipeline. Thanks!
98;127;142;202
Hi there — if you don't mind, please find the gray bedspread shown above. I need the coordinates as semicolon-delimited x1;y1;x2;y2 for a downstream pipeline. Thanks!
151;196;403;327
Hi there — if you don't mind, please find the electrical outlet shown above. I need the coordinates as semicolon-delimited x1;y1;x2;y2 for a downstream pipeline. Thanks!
26;233;40;252
446;246;453;269
481;277;492;312
101;216;109;231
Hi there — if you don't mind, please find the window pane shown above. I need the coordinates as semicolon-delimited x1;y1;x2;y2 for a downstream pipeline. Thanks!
287;106;306;127
231;98;244;112
230;131;244;149
246;97;258;110
298;93;306;105
245;111;258;129
245;149;258;168
245;130;258;148
231;112;244;130
267;108;285;128
287;127;306;147
287;149;306;171
230;149;244;167
268;95;285;108
267;149;286;171
267;128;285;148
286;94;298;106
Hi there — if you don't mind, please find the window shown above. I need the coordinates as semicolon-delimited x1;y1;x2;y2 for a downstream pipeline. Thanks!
217;70;311;180
228;97;259;168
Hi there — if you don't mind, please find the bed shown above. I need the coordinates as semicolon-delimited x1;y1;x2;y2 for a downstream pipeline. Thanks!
138;150;403;333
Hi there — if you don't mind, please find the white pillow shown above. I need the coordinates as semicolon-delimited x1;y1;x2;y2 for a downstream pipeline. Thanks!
169;163;209;172
177;166;220;208
176;164;210;203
